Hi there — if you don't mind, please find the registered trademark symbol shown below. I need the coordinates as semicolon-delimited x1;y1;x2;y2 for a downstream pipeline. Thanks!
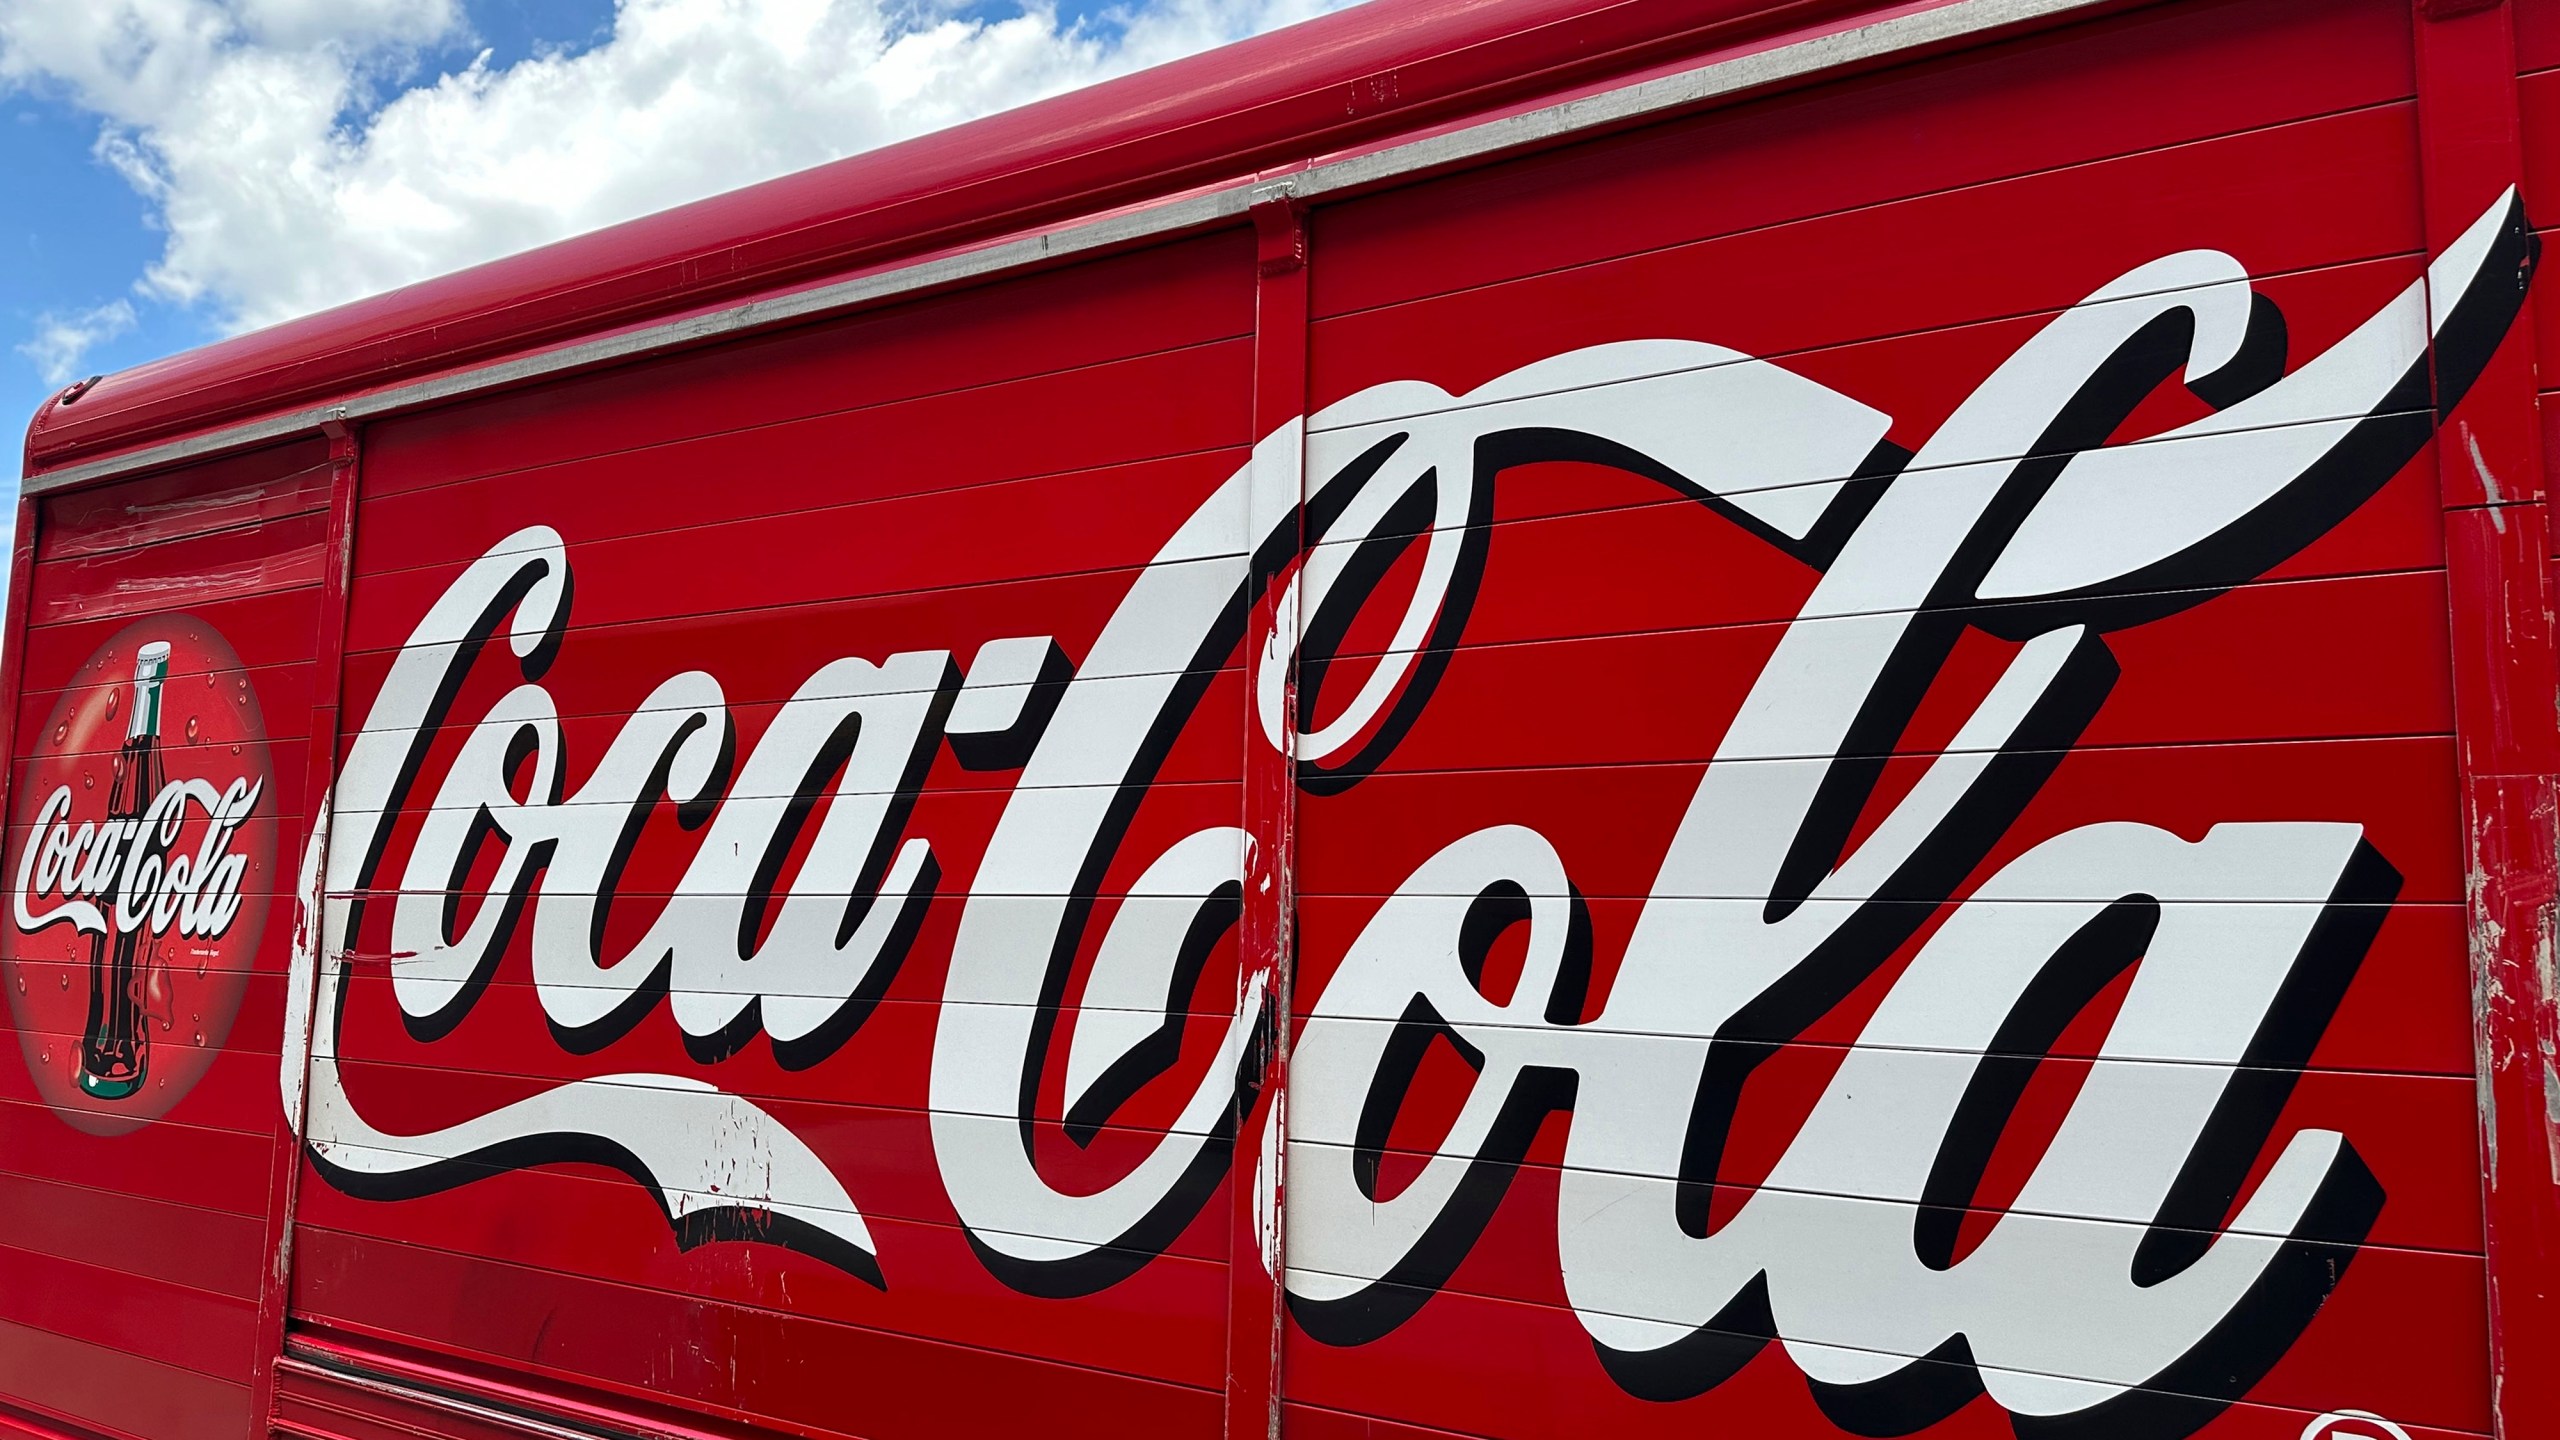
2302;1410;2413;1440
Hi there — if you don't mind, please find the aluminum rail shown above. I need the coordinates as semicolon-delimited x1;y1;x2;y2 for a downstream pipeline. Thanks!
23;0;2111;497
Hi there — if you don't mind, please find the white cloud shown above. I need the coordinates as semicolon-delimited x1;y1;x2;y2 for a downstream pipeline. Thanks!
233;0;463;50
0;0;1352;342
17;299;138;385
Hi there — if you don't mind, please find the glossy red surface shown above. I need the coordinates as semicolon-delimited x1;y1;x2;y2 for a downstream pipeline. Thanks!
6;1;2560;1439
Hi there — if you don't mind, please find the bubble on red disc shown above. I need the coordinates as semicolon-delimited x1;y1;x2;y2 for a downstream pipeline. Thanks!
15;616;275;1136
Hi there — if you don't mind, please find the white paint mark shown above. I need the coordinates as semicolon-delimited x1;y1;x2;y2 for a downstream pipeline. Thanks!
2465;425;2508;532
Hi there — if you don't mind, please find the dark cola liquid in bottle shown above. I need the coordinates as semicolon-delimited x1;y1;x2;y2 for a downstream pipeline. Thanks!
78;641;170;1101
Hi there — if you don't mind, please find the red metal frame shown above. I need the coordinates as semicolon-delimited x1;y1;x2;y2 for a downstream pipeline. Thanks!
246;421;365;1431
7;1;2560;1437
19;0;2188;487
1227;190;1311;1440
0;498;36;826
18;0;1948;475
2412;5;2560;1437
0;497;37;1271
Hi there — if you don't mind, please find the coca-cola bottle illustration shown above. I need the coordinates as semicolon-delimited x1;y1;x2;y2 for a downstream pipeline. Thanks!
78;640;169;1101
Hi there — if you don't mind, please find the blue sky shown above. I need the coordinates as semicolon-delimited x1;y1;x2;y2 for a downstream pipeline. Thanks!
2;0;615;486
2;83;184;475
0;0;1326;512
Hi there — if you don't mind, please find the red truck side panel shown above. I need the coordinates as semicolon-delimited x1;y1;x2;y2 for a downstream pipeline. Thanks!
6;1;2559;1439
0;439;336;1438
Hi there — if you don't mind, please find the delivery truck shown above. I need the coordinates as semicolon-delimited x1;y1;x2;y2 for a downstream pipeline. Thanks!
9;0;2559;1436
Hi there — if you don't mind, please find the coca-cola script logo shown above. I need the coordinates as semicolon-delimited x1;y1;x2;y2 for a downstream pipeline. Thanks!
7;616;275;1134
295;190;2535;1436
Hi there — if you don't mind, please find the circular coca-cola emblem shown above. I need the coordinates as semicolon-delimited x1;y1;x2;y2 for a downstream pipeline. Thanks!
4;615;276;1135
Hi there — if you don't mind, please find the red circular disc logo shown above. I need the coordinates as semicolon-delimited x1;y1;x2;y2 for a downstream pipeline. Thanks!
4;615;276;1135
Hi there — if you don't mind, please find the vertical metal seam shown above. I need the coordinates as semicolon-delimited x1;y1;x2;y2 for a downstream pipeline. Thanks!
249;416;365;1429
1228;184;1309;1440
2409;5;2560;1436
0;500;41;908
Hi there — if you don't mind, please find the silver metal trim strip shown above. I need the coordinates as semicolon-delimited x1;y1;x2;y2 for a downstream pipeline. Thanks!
273;1354;647;1440
24;0;2106;495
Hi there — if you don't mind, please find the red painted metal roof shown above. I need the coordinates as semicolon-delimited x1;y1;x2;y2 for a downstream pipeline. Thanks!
23;0;1858;476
